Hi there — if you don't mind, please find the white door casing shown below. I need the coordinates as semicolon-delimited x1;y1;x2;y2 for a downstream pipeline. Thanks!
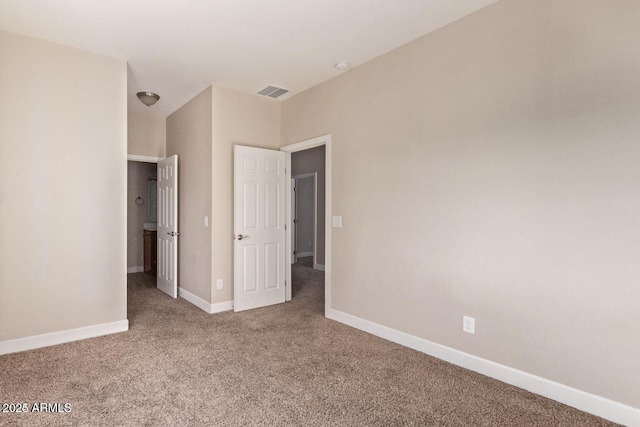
281;134;331;309
157;155;178;298
234;146;286;312
291;178;297;264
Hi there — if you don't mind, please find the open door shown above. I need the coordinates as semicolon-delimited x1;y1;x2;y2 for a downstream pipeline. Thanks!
234;146;286;312
157;155;178;298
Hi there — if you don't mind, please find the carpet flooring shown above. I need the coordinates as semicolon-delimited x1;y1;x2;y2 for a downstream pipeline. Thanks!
0;264;617;426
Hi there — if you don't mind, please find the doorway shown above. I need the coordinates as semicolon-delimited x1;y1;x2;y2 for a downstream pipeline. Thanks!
126;155;161;292
281;135;332;316
291;173;317;266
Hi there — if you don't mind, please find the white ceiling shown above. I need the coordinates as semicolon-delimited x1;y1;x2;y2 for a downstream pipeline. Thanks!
0;0;498;116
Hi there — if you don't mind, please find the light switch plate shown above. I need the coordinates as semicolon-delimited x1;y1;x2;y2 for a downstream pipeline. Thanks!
204;216;209;227
216;279;223;290
332;216;343;228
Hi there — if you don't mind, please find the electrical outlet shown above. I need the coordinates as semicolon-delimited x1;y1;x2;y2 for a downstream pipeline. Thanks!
463;316;475;334
216;279;223;290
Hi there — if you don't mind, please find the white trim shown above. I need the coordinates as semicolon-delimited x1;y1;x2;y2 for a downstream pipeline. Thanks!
296;252;314;258
127;266;144;273
326;309;640;427
179;288;210;312
0;320;129;356
313;173;317;269
281;134;331;313
285;153;293;300
179;288;233;314
127;154;162;163
280;135;328;153
211;300;234;313
291;177;297;264
314;263;325;271
292;172;316;179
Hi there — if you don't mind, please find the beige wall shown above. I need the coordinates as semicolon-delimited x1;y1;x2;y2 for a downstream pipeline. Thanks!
128;110;166;158
281;0;640;408
211;86;281;304
0;31;127;340
165;86;280;305
166;87;213;301
127;161;157;269
292;146;326;265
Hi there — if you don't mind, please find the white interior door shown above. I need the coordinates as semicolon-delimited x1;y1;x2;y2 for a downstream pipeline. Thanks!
234;145;286;312
157;155;178;298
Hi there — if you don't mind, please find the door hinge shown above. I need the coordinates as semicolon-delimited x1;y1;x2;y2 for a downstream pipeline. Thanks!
284;224;287;230
293;250;296;255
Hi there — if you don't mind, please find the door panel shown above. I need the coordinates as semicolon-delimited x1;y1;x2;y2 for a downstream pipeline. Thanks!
234;146;286;312
157;155;178;298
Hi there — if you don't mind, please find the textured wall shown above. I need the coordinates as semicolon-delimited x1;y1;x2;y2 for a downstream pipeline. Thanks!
282;0;640;407
166;87;213;301
128;110;166;158
0;30;127;340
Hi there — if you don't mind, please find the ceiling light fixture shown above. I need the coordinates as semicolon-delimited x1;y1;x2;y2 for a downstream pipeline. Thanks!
137;92;160;107
335;61;351;71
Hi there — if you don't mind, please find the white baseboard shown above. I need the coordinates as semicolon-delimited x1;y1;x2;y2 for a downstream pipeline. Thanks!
326;309;639;427
179;288;233;314
296;252;313;258
314;263;325;271
127;266;144;273
0;320;129;356
211;300;234;313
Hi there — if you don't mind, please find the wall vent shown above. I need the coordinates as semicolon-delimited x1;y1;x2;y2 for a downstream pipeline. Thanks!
257;85;289;98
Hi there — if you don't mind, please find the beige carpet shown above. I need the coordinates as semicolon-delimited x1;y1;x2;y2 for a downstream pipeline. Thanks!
0;265;617;426
296;256;314;268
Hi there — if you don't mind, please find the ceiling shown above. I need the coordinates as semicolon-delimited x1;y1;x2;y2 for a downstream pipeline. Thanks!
0;0;498;116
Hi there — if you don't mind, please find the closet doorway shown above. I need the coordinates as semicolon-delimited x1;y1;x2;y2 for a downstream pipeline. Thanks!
291;173;317;267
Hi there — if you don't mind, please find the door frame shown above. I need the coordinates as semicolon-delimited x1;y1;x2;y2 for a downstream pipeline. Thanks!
127;154;163;163
291;172;317;267
157;155;179;298
126;155;161;273
281;135;331;316
291;178;296;264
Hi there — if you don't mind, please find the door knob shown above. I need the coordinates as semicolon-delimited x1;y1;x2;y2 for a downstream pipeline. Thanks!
168;231;180;237
236;234;250;240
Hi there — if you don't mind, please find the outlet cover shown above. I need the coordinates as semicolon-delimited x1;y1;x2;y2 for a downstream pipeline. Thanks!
332;216;343;228
216;279;223;290
463;316;475;334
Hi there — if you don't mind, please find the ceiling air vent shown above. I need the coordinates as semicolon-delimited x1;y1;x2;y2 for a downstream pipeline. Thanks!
257;85;289;98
